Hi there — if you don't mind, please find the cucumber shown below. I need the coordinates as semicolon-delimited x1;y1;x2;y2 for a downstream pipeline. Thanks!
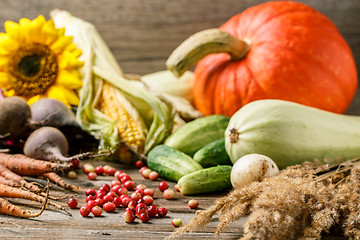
147;145;203;182
193;138;232;168
164;115;230;156
225;99;360;169
177;165;232;195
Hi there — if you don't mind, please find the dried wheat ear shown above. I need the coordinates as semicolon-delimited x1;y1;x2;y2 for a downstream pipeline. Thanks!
167;158;360;240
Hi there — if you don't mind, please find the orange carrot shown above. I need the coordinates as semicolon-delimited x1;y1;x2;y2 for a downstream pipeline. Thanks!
0;183;70;216
43;172;79;192
0;164;41;192
0;186;49;218
0;153;72;176
0;175;20;188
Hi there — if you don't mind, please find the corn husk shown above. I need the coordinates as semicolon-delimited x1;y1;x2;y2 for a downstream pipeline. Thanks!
50;10;175;155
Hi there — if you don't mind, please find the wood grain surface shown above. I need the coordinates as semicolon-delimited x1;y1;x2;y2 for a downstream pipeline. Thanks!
0;0;359;113
0;159;348;240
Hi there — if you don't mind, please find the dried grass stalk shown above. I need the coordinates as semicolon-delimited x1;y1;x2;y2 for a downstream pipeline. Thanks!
167;158;360;240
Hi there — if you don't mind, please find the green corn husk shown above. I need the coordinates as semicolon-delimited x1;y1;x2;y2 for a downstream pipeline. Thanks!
50;10;175;156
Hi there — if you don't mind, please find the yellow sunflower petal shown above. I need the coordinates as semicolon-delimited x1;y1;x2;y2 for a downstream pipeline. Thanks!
42;19;59;45
45;85;69;105
4;21;21;41
19;17;31;27
62;86;80;106
0;33;19;54
56;69;83;89
31;15;46;26
0;71;9;87
50;35;73;54
58;51;84;69
45;84;80;106
0;56;9;68
28;15;46;44
18;18;33;43
27;95;42;105
65;43;82;58
3;88;15;97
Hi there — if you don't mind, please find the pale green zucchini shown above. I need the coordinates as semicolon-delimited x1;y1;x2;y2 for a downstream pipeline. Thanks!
225;99;360;169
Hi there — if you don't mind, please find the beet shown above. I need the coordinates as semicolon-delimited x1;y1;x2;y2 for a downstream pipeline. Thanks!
23;126;95;162
29;98;79;128
0;96;39;139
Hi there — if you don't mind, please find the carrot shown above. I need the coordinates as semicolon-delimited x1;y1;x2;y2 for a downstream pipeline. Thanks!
0;164;41;192
0;175;20;188
43;172;79;192
0;185;49;218
0;183;71;216
0;153;72;176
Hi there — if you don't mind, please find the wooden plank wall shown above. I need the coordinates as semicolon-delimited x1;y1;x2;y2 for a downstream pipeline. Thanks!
0;0;359;113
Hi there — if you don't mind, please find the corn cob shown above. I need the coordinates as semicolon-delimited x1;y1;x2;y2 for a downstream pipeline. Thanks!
97;81;147;160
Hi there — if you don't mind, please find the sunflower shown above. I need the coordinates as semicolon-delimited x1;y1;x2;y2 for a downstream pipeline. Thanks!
0;15;83;106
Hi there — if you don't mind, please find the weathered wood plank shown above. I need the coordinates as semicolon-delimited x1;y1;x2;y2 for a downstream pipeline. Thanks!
0;158;350;240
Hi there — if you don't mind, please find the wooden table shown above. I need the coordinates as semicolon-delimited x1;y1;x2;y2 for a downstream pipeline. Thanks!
0;159;349;240
0;159;243;240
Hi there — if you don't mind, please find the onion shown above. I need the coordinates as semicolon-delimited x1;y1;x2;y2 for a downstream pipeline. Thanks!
230;153;279;189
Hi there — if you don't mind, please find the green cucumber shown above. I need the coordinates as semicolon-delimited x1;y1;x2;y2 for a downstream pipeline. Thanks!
164;115;230;156
146;145;203;182
193;138;232;168
177;165;232;195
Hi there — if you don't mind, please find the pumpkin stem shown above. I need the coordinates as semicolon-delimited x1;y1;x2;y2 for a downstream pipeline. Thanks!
229;128;240;143
166;28;250;77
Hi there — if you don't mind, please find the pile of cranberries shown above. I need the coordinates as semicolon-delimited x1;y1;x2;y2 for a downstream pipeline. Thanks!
67;160;199;226
68;163;170;223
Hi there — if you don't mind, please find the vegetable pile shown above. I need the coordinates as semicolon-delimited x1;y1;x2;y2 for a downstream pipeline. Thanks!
0;1;359;239
0;96;89;218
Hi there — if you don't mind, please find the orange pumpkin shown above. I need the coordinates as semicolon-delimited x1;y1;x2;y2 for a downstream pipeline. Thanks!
166;1;358;116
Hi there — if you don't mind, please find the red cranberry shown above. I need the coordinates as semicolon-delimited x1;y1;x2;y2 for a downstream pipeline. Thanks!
80;206;91;217
124;210;135;223
91;205;102;217
103;202;116;213
86;195;96;202
158;181;169;192
86;200;96;210
116;187;128;196
85;188;96;196
157;207;167;217
87;172;97;180
143;188;154;197
113;197;122;207
120;175;132;184
127;200;137;209
123;181;135;190
95;165;104;175
106;167;116;176
135;160;145;169
147;205;158;218
142;195;154;206
71;159;80;169
102;195;114;203
67;198;78;209
139;213;150;223
95;198;104;207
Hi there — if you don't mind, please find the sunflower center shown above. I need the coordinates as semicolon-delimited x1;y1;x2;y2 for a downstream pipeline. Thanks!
19;55;42;77
7;43;58;98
